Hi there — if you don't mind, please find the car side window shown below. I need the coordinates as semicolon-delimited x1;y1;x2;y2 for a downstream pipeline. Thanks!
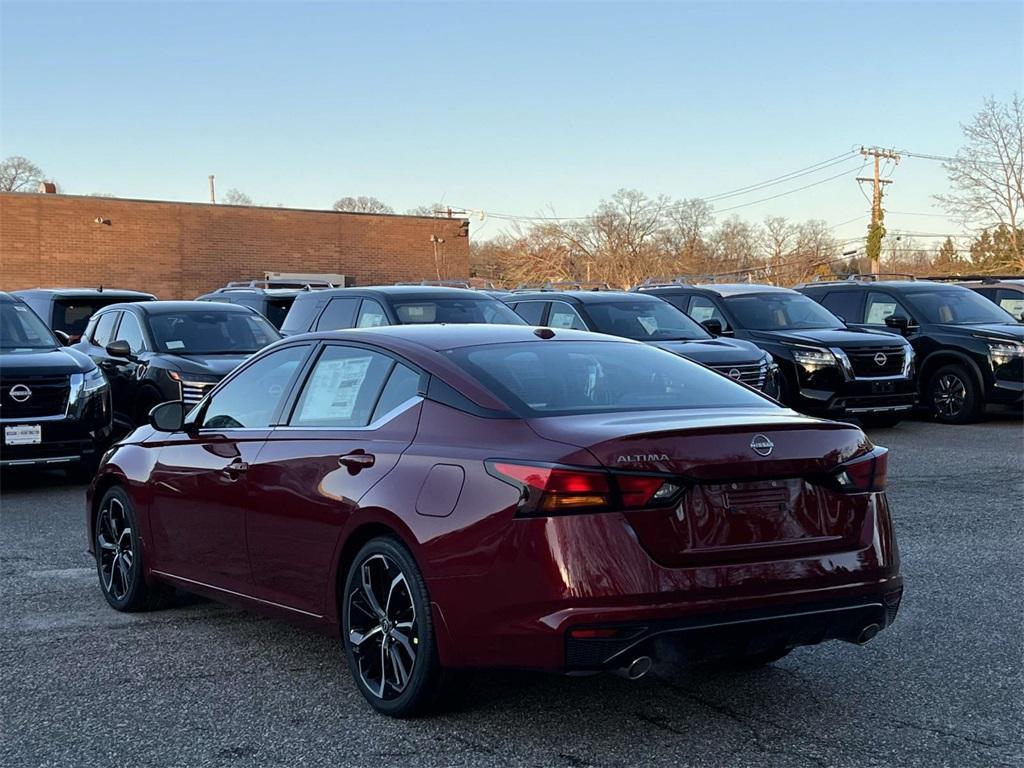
91;312;120;346
659;294;690;313
202;345;311;429
865;292;910;325
688;296;727;328
315;297;360;331
547;301;588;330
820;291;862;323
290;345;395;428
356;299;388;328
996;289;1024;318
370;362;422;422
114;313;147;353
511;301;547;325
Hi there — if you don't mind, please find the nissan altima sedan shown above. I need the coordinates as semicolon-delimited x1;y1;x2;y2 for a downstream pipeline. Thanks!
87;325;902;717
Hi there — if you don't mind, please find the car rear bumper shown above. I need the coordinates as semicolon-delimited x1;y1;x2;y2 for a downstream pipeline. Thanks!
427;495;900;671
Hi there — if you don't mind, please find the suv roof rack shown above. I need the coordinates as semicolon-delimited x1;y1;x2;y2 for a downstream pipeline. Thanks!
637;274;718;288
807;273;918;285
393;279;474;289
223;279;337;290
927;274;1022;284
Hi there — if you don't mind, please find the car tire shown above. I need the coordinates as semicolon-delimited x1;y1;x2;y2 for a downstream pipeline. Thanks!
927;364;981;424
94;487;168;611
341;536;444;718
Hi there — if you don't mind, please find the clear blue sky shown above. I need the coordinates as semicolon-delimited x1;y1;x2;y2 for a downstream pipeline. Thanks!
2;1;1020;246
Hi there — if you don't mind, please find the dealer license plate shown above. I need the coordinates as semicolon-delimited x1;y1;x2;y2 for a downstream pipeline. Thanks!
4;424;42;445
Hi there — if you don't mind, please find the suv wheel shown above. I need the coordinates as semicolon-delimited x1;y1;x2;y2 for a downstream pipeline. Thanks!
341;537;444;717
928;364;981;424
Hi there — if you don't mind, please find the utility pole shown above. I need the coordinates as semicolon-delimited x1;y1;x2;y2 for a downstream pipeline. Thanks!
208;175;216;204
857;147;899;274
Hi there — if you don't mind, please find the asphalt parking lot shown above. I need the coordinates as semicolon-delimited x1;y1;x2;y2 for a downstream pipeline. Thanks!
2;416;1022;768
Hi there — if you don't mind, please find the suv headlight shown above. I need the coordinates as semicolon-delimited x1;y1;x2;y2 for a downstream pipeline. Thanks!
790;346;837;369
986;339;1023;364
82;366;108;392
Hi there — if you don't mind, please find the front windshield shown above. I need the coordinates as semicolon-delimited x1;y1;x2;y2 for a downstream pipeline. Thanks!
724;293;842;331
584;300;711;341
904;288;1018;325
446;340;772;417
0;300;59;351
393;298;525;325
148;310;281;354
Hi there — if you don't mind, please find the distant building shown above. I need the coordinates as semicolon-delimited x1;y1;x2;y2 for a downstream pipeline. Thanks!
0;192;469;299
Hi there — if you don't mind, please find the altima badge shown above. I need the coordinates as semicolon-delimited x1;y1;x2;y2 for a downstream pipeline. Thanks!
750;434;774;456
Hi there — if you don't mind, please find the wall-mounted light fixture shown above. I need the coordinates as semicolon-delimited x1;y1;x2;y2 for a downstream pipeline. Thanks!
93;217;112;226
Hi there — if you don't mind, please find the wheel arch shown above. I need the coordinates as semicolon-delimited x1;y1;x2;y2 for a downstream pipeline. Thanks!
918;350;986;394
89;471;128;550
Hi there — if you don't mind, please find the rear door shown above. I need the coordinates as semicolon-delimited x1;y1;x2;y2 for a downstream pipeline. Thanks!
245;343;424;615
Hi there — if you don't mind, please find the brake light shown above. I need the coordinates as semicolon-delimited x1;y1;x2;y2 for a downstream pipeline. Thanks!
487;461;681;516
834;447;888;493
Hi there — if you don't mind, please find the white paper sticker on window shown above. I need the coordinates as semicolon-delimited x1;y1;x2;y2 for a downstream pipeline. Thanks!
299;355;372;421
166;340;185;350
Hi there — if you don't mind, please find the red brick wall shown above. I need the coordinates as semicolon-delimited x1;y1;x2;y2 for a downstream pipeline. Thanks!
0;193;469;299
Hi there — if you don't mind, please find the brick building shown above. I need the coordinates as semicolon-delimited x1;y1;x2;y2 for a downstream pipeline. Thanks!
0;192;469;299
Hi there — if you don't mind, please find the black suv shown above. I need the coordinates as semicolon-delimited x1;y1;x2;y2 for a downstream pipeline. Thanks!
637;282;917;426
797;278;1023;423
72;301;281;430
196;280;336;329
280;286;525;336
0;292;112;474
929;276;1024;322
503;290;779;395
12;287;156;343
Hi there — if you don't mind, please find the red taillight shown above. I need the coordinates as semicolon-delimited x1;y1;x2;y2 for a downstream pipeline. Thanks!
834;447;888;493
487;461;681;516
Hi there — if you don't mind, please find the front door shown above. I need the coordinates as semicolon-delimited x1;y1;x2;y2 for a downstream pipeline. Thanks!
245;344;423;615
147;343;312;592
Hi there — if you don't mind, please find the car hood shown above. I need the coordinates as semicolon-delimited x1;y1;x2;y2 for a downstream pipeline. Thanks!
933;322;1024;341
748;327;900;347
650;338;765;364
159;353;252;377
0;346;93;376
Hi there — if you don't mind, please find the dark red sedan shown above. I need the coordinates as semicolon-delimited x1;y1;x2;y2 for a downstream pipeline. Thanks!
87;325;902;716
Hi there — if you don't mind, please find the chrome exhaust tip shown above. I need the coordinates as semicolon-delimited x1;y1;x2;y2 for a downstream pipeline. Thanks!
854;623;881;645
615;656;653;680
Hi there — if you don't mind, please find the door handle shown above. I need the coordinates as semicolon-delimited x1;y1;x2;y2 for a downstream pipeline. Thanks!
222;460;249;480
338;452;375;473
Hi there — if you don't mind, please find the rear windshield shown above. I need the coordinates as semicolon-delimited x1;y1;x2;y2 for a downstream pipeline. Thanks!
0;300;59;350
393;298;525;325
445;340;772;416
54;297;147;340
584;300;710;341
263;298;295;329
147;310;281;354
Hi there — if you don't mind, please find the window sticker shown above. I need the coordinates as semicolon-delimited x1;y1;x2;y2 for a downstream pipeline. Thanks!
166;340;185;350
299;355;372;421
637;315;658;334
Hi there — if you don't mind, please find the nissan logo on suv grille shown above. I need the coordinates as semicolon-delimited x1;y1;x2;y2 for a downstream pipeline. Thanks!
8;384;32;403
874;352;888;366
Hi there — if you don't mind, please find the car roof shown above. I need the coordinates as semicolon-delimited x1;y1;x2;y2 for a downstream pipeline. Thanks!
201;287;304;298
295;286;495;302
114;300;258;315
286;323;637;351
802;280;970;292
645;283;799;297
506;290;658;303
11;287;156;299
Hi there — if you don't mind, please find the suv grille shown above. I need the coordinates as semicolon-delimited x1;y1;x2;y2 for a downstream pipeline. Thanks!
710;361;767;390
0;374;71;419
843;345;906;378
181;380;218;406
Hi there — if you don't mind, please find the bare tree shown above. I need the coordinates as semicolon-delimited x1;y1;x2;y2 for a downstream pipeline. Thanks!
936;95;1024;267
332;196;394;214
222;188;254;206
406;202;447;217
661;198;715;274
0;156;46;192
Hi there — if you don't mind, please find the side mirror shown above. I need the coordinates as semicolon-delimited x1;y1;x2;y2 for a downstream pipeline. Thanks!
701;318;724;336
105;340;132;358
54;330;71;346
884;315;910;335
149;401;185;432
